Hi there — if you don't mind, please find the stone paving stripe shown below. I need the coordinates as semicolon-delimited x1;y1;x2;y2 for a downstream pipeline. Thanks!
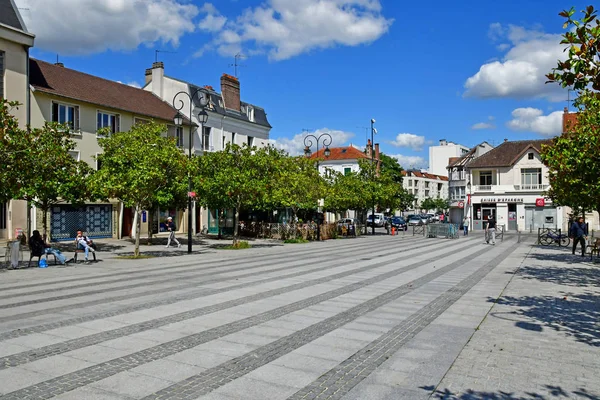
0;238;470;367
0;236;442;338
0;238;395;307
285;245;520;400
0;237;378;292
0;238;483;400
0;237;416;324
138;240;517;400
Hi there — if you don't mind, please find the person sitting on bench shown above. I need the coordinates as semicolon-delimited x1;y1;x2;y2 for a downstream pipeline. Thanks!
75;230;96;264
30;230;68;265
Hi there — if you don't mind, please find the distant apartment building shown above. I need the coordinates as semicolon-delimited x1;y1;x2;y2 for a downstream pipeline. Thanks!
446;142;494;223
429;139;470;177
402;170;449;213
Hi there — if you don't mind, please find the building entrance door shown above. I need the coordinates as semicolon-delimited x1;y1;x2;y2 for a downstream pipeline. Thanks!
482;207;495;221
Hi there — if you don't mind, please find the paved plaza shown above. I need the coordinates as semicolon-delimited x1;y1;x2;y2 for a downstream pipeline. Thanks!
0;234;598;399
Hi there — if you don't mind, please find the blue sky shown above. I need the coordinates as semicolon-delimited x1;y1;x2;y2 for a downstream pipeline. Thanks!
16;0;589;169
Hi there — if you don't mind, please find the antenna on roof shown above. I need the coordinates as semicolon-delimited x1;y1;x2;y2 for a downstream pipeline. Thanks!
229;53;246;78
155;49;177;63
356;126;369;145
567;89;574;111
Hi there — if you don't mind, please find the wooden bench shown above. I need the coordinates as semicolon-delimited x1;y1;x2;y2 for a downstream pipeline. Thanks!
73;246;97;263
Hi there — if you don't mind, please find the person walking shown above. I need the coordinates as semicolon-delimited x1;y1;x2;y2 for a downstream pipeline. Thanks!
486;215;496;245
462;216;469;236
165;216;181;248
569;216;588;256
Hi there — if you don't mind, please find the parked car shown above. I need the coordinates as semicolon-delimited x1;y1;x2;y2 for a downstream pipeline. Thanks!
337;218;358;228
385;216;407;231
408;216;424;226
427;213;439;222
419;215;430;224
367;213;385;227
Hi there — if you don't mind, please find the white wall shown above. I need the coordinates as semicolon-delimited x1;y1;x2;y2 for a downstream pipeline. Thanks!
429;142;469;176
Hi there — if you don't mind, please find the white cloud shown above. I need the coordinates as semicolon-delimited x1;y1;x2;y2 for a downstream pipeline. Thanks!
471;122;495;130
390;154;427;170
506;107;562;136
16;0;198;55
464;24;567;101
196;0;393;61
269;128;355;156
198;3;227;32
389;133;426;151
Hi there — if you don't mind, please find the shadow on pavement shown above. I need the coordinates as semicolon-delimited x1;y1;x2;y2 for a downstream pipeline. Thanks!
421;385;600;399
513;264;600;287
488;292;600;347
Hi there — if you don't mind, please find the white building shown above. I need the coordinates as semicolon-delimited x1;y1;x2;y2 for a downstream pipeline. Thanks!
402;170;449;213
429;139;470;177
465;139;564;232
312;144;369;176
144;62;272;234
447;142;494;224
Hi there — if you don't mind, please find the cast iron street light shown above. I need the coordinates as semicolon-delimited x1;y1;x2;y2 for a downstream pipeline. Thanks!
173;88;209;254
303;132;332;241
370;118;377;235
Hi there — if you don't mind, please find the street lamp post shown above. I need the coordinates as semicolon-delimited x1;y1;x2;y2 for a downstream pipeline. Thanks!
370;118;377;235
173;88;210;254
467;180;472;232
303;132;332;241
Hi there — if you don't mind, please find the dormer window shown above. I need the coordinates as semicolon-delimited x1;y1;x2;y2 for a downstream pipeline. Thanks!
246;106;254;122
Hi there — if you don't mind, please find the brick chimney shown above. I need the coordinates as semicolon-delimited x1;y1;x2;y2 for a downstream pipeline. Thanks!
366;139;372;157
220;74;241;112
375;143;381;175
145;68;152;85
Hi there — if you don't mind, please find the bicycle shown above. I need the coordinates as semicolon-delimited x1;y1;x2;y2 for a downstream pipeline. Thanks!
539;230;570;247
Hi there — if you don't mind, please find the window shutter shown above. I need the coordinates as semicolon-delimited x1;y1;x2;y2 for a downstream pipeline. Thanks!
74;106;80;130
52;102;59;122
0;51;4;98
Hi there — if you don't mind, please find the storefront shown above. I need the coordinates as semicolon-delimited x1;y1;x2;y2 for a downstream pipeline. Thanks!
469;195;560;232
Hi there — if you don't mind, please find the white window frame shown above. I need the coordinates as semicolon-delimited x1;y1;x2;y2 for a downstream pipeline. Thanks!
247;135;254;147
52;101;80;133
68;150;80;162
203;127;211;151
176;127;184;148
96;110;121;137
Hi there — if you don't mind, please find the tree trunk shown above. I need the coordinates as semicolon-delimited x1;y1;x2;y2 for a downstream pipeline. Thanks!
217;209;222;240
233;205;240;246
134;205;141;257
41;204;48;242
147;208;154;245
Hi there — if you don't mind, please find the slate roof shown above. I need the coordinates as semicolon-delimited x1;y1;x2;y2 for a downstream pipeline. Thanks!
0;0;26;31
466;139;553;168
188;82;271;128
30;59;191;124
310;146;368;161
402;170;449;181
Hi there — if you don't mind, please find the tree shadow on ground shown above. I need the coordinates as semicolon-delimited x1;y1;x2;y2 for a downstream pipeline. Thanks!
488;292;600;347
111;250;207;258
527;251;599;266
208;242;283;249
421;385;600;399
512;264;600;287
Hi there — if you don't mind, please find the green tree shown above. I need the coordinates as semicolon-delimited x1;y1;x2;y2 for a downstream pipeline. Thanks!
433;197;450;212
268;154;323;221
195;143;273;246
1;99;94;239
543;5;600;216
94;122;188;256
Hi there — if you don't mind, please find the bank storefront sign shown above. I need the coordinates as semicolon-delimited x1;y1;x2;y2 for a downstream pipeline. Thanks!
480;197;524;203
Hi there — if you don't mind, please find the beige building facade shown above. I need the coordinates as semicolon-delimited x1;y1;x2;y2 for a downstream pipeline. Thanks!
0;0;35;240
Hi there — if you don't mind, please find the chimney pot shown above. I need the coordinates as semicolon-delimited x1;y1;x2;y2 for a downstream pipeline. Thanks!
504;138;508;142
439;139;447;146
564;106;568;113
55;62;64;67
152;61;164;69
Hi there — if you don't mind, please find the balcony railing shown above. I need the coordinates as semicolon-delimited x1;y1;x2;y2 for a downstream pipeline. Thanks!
475;185;493;191
514;184;549;191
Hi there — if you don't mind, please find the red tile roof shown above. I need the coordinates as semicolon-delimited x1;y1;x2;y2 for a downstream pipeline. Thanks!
29;58;190;124
310;146;368;161
402;170;449;181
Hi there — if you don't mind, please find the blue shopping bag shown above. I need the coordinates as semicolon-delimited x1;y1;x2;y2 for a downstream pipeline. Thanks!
39;258;48;268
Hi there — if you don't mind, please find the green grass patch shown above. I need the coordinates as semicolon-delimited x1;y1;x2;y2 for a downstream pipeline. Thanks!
284;238;309;244
223;241;251;250
115;255;156;259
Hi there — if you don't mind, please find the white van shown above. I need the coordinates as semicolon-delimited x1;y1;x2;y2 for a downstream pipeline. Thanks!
367;213;385;227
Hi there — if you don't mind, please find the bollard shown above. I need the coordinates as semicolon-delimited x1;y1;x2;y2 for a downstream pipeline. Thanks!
391;226;396;236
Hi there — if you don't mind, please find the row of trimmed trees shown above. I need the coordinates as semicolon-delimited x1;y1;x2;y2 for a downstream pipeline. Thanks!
1;100;415;255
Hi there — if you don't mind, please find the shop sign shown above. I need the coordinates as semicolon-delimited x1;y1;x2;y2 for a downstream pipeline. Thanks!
480;197;524;203
535;198;545;207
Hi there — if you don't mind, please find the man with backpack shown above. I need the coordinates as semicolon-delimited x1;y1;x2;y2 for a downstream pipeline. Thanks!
569;216;588;256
